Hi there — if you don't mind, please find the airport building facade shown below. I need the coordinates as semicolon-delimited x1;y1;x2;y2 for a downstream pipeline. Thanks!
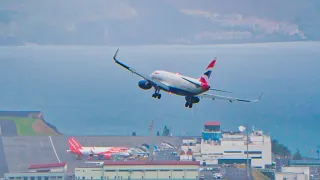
75;161;200;180
4;162;71;180
180;122;272;169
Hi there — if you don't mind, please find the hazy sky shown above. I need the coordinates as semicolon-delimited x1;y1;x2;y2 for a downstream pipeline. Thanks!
1;0;319;45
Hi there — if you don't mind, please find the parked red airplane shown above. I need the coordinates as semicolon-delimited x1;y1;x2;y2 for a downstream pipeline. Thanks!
66;137;131;160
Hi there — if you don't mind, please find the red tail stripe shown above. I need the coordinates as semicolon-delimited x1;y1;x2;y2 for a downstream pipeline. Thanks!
206;60;216;70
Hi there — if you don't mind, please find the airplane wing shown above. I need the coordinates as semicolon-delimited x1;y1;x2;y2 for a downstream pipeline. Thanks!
113;48;170;91
196;92;263;103
181;77;232;93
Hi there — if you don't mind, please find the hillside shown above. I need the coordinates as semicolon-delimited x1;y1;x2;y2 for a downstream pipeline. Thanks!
0;0;319;45
0;111;61;136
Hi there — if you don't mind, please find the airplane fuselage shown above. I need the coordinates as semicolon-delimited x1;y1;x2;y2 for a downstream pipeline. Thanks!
149;70;208;96
74;147;128;156
113;48;261;108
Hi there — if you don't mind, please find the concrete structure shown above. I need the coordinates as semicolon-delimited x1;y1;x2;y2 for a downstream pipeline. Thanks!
289;160;320;167
275;166;310;180
4;172;67;180
288;160;320;178
27;162;67;173
4;162;70;180
75;161;200;180
180;122;272;168
1;136;182;173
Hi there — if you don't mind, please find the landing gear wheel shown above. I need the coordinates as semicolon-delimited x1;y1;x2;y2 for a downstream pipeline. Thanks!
185;102;189;107
188;103;193;108
152;93;161;99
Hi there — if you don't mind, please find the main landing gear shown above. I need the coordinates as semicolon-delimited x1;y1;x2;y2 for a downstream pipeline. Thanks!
152;89;161;99
185;101;193;108
185;96;199;108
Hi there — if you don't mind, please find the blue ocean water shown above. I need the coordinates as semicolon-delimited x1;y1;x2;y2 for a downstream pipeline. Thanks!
0;42;319;156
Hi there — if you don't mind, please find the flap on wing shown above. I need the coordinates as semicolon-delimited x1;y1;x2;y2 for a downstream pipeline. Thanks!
196;93;263;103
181;77;201;87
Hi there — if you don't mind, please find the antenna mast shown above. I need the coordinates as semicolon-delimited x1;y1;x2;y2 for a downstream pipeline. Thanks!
148;120;155;161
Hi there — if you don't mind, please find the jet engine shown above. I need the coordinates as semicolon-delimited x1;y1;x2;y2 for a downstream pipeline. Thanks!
185;96;200;104
138;80;152;90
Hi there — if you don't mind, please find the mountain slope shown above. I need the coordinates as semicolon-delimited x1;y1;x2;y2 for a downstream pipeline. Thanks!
0;0;318;45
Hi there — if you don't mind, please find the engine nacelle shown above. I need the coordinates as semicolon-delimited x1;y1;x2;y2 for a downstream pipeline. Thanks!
138;80;152;90
185;96;200;104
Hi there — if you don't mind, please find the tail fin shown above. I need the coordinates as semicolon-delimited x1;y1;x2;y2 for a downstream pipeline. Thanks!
68;138;82;155
200;59;216;83
69;137;83;149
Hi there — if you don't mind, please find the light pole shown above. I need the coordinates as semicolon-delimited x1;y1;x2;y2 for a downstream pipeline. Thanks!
246;124;250;180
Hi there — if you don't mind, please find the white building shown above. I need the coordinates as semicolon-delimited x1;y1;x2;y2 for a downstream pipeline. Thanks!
4;162;69;180
75;161;200;180
275;167;310;180
180;122;272;169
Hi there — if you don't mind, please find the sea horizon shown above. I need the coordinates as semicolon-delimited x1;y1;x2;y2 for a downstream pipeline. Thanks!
0;41;319;157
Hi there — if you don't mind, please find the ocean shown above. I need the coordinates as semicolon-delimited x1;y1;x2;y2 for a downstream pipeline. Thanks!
0;42;319;157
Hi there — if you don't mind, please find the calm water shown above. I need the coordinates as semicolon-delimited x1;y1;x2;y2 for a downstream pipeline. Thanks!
0;42;319;156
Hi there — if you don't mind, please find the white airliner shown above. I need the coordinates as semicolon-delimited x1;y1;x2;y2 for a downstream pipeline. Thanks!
113;48;263;108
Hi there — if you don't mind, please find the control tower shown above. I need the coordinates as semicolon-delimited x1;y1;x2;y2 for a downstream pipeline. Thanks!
202;121;222;141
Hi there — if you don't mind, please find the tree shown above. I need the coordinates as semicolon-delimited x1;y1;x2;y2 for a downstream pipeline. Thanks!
271;139;291;157
293;149;303;160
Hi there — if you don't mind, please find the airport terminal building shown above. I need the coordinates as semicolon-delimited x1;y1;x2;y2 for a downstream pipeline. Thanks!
75;161;200;180
180;122;272;169
4;162;70;180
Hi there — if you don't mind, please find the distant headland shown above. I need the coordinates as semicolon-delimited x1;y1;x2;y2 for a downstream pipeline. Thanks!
0;111;62;136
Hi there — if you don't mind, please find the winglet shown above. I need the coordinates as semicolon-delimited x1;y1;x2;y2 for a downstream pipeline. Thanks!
113;48;119;61
258;92;264;101
253;92;264;102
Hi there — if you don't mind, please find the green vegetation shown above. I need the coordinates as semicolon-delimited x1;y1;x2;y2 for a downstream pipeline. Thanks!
0;116;59;136
0;116;38;135
252;169;270;180
293;149;303;160
162;125;170;136
272;139;292;157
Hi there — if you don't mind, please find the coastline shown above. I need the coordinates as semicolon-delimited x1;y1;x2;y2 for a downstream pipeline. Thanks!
0;40;319;48
0;111;62;136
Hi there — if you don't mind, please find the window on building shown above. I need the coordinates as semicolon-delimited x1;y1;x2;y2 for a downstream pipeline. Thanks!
44;177;49;180
82;177;85;179
105;170;115;172
30;177;35;180
224;151;242;153
244;151;262;154
251;156;262;159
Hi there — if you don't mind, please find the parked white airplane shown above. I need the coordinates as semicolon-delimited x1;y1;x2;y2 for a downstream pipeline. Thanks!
113;48;263;108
